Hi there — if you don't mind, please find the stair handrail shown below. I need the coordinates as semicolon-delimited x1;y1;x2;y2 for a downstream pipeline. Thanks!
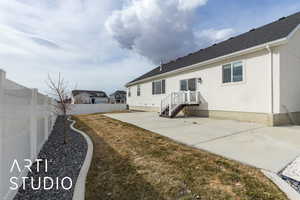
160;91;201;116
160;93;171;114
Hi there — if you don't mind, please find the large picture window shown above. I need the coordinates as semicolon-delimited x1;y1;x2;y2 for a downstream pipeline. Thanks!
180;78;196;91
222;61;243;83
152;80;165;95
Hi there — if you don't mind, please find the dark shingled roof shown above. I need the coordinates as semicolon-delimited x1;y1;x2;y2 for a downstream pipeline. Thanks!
110;90;127;96
72;90;108;98
128;11;300;85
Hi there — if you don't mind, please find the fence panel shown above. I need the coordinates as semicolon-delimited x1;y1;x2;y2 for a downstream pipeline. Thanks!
69;103;127;115
0;70;57;200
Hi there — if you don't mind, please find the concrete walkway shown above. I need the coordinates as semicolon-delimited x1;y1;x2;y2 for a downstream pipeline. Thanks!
105;112;300;173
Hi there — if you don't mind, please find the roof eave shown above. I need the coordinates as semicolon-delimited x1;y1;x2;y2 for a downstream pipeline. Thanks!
125;37;289;87
127;22;300;87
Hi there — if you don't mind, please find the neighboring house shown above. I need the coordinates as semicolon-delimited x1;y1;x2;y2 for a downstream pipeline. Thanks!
72;90;109;104
110;90;127;104
126;12;300;126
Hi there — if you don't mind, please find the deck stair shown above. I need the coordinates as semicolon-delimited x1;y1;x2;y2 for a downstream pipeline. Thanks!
160;91;200;118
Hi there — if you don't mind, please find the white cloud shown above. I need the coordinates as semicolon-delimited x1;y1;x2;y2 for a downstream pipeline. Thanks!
178;0;208;11
197;28;235;42
195;28;235;47
0;0;236;94
0;0;152;94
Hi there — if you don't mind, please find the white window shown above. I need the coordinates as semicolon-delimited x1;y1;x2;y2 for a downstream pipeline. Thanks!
152;80;165;95
222;61;243;83
137;85;141;96
180;78;196;91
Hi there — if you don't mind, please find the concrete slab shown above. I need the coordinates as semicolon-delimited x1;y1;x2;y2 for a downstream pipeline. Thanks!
196;127;300;172
105;112;300;173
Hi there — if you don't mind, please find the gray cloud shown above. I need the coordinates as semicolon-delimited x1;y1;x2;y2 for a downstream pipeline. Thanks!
30;37;61;49
106;0;235;64
105;0;204;64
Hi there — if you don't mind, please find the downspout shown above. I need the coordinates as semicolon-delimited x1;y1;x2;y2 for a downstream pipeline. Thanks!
266;45;274;115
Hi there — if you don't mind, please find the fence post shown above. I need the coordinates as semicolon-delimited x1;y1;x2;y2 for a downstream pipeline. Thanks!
30;88;38;161
0;69;6;198
44;96;50;140
50;98;56;132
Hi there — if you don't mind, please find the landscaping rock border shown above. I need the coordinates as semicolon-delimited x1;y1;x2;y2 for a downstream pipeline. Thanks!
13;116;88;200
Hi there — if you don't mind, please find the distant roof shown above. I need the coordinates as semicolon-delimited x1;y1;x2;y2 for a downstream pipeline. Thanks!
72;90;108;97
110;90;126;96
127;11;300;86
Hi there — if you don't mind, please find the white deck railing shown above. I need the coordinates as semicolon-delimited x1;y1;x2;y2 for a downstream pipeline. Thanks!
160;91;200;116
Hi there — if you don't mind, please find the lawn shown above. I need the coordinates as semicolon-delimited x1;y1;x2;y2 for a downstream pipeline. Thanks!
73;113;287;200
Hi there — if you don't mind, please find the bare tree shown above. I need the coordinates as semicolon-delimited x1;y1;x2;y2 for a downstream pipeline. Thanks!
47;73;73;144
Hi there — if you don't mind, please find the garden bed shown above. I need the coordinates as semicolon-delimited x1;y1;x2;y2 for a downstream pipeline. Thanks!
14;116;88;200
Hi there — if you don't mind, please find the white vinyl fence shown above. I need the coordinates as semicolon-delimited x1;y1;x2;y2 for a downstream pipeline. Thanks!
69;104;127;115
0;69;57;200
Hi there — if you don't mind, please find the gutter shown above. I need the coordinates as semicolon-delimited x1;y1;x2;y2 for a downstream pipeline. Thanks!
266;45;274;114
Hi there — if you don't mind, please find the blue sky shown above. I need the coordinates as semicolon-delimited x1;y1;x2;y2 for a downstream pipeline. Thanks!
0;0;299;95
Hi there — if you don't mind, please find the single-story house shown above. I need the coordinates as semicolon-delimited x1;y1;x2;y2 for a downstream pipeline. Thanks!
110;90;127;104
72;90;109;104
126;11;300;126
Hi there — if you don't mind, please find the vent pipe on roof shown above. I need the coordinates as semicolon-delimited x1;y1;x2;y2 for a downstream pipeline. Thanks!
160;60;163;71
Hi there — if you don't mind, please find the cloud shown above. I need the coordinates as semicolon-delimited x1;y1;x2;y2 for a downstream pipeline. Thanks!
0;0;152;93
195;28;235;46
1;0;295;95
178;0;208;11
106;0;210;64
29;37;61;49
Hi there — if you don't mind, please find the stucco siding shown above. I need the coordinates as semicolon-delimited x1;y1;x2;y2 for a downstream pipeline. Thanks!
280;28;300;113
128;49;274;114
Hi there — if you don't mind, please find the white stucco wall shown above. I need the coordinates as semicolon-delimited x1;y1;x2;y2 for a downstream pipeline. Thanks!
279;28;300;113
128;49;279;114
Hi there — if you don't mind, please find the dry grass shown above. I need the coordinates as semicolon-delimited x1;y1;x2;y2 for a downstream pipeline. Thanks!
73;113;287;200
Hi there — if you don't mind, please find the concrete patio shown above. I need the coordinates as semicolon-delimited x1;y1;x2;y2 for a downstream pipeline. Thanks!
105;112;300;173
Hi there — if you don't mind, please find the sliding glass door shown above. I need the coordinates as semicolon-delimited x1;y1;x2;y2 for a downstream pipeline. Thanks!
180;78;196;91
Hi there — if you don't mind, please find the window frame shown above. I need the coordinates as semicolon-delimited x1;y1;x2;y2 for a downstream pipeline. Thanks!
137;85;141;96
222;61;244;85
128;87;131;97
152;79;166;95
180;79;188;91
